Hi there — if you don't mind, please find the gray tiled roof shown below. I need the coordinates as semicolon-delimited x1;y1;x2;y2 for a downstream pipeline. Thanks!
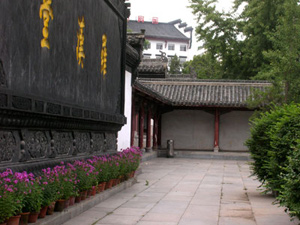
138;59;168;75
128;21;189;41
134;78;272;107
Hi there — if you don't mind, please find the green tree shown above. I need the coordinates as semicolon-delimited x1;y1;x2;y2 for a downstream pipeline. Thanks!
169;55;181;74
189;0;248;79
182;52;222;79
235;0;285;78
256;0;300;103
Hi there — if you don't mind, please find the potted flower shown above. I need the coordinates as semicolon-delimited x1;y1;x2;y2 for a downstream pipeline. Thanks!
21;178;43;223
0;169;24;225
73;160;96;199
53;163;76;211
0;169;30;225
39;168;60;218
93;156;110;192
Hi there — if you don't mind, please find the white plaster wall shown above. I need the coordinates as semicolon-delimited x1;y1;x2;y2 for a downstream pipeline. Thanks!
161;110;214;150
219;111;253;151
117;71;132;151
144;39;189;60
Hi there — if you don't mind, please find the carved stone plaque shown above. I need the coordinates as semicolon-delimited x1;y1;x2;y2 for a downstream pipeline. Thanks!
74;132;91;154
21;130;49;159
105;132;117;151
0;131;16;162
51;131;73;155
91;132;105;152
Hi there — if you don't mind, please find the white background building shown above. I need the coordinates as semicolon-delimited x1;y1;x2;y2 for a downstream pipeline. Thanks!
128;19;193;64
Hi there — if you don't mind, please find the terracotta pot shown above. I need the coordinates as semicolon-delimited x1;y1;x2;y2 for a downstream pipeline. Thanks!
91;186;97;196
75;196;81;203
6;215;21;225
87;189;92;197
46;201;56;215
69;196;75;206
105;180;113;189
131;171;136;178
54;199;66;212
100;182;106;192
80;190;87;200
19;212;30;225
28;212;39;223
38;206;48;219
63;198;70;209
97;183;102;193
112;179;118;186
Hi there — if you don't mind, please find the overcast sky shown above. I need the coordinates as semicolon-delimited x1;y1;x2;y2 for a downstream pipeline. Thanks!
128;0;234;58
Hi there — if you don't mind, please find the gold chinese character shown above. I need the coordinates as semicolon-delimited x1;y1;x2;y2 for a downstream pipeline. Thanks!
40;0;53;49
76;16;85;68
101;34;107;76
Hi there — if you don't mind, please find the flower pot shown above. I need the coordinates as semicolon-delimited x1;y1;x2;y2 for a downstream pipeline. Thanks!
111;179;117;186
130;171;135;178
63;198;70;209
6;215;21;225
46;201;56;215
38;206;48;219
91;186;97;196
87;189;92;198
54;199;66;212
69;196;75;206
97;183;103;193
105;180;113;189
100;182;106;192
75;196;81;203
19;212;30;225
28;212;39;223
0;223;7;225
80;190;87;201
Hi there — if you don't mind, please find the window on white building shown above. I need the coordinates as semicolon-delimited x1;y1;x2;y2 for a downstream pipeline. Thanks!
156;43;163;50
180;45;187;51
143;54;151;59
168;44;175;51
179;56;187;64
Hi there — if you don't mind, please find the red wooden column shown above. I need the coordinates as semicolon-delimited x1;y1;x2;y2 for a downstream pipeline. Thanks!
146;105;152;152
153;110;158;150
130;98;136;147
214;109;220;152
139;102;145;149
157;113;162;148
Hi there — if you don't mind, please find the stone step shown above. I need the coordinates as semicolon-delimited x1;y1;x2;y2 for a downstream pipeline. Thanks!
157;149;252;161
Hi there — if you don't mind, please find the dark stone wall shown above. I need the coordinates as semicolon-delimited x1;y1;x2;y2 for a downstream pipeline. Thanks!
0;0;129;172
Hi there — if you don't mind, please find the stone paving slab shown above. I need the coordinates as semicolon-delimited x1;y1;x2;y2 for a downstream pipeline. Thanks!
62;158;299;225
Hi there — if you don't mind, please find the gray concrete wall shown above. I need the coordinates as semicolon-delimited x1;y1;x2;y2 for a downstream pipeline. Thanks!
162;110;214;150
219;111;253;151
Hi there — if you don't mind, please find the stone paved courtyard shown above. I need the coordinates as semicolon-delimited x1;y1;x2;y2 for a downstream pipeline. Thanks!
62;158;299;225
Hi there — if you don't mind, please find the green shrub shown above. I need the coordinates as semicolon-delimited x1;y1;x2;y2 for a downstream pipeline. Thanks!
266;104;300;192
278;142;300;218
246;105;286;186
